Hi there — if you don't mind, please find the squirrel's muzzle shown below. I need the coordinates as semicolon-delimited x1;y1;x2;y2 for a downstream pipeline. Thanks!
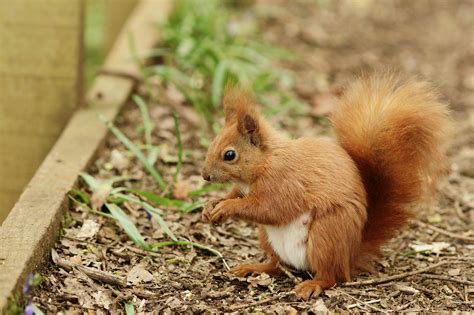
202;168;211;181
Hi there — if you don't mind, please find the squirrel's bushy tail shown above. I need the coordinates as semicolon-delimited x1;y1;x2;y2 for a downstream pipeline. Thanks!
331;73;451;262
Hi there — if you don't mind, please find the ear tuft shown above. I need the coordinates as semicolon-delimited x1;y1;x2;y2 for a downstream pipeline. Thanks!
238;114;261;146
223;86;256;124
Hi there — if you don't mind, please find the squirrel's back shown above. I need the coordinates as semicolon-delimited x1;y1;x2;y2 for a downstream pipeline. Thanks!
330;73;451;262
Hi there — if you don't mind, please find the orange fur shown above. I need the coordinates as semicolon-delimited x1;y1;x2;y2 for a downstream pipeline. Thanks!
201;73;451;299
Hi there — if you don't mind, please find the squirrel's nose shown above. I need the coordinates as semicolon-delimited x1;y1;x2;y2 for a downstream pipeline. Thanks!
202;169;211;181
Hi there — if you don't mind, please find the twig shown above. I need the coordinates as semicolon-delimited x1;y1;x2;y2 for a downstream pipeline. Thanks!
52;249;126;287
396;298;418;311
416;220;474;243
227;292;294;311
343;261;449;286
447;282;465;301
339;290;384;312
347;299;381;310
214;227;259;244
278;263;301;285
420;274;474;285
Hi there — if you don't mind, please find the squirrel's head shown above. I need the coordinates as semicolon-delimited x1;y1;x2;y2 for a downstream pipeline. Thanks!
202;88;269;184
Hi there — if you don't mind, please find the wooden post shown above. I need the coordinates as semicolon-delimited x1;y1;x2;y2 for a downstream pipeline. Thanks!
104;0;139;54
0;0;84;223
0;1;171;309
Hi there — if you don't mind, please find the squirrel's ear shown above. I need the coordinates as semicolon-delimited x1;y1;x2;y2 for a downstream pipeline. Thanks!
238;113;262;147
223;86;255;124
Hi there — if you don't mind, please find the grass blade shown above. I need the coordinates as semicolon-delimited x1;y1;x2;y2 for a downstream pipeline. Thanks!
172;112;183;182
147;146;160;165
68;188;91;205
211;61;227;108
129;189;187;208
115;193;178;242
124;302;135;315
181;202;204;214
132;94;153;149
146;207;178;242
68;193;116;220
31;304;45;315
98;114;166;191
130;189;202;213
79;173;99;191
105;203;148;249
189;183;228;197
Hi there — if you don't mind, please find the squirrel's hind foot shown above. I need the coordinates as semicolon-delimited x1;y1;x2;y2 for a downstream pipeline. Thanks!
294;279;333;300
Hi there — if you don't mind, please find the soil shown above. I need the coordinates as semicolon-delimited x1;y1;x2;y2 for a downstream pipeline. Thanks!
30;0;473;313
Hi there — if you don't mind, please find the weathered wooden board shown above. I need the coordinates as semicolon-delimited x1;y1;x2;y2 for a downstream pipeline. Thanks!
104;0;139;53
0;0;172;310
0;0;84;222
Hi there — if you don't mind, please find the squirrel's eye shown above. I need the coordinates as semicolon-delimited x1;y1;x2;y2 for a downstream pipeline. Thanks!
223;150;236;161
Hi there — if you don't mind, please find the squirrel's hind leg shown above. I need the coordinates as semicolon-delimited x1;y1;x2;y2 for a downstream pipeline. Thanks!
231;226;282;277
295;207;362;299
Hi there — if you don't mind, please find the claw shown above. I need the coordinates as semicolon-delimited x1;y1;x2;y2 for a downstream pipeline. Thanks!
294;280;324;300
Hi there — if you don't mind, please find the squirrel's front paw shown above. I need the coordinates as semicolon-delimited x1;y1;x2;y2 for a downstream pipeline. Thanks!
209;200;235;224
201;199;224;223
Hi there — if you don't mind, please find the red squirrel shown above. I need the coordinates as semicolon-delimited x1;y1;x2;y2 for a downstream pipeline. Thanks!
201;73;451;299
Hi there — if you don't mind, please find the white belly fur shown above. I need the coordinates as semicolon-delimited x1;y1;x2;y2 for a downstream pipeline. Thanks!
264;212;311;271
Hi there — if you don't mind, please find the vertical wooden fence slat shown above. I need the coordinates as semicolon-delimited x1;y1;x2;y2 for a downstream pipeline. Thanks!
103;0;139;54
0;0;84;223
0;1;171;309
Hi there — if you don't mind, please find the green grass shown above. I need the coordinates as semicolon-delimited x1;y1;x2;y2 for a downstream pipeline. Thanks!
172;112;184;182
144;0;306;128
99;114;167;191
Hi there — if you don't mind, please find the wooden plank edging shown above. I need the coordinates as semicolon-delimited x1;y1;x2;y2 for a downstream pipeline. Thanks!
0;0;172;310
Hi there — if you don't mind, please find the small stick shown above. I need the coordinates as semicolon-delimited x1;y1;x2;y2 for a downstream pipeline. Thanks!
343;261;449;287
52;249;126;287
339;290;384;312
227;292;294;311
278;263;301;285
420;274;474;286
347;299;381;309
396;298;418;312
416;220;474;243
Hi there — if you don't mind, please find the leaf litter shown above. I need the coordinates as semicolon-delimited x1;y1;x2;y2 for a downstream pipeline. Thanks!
29;0;473;313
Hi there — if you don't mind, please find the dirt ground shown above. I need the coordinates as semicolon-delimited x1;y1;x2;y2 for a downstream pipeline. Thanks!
30;0;473;313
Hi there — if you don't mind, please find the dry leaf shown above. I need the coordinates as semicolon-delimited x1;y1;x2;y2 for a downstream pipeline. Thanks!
410;242;451;254
312;299;329;312
110;149;129;171
393;283;419;294
286;306;298;315
127;265;153;285
427;213;442;224
77;219;100;239
91;182;113;210
69;255;82;265
92;290;113;310
247;273;272;287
